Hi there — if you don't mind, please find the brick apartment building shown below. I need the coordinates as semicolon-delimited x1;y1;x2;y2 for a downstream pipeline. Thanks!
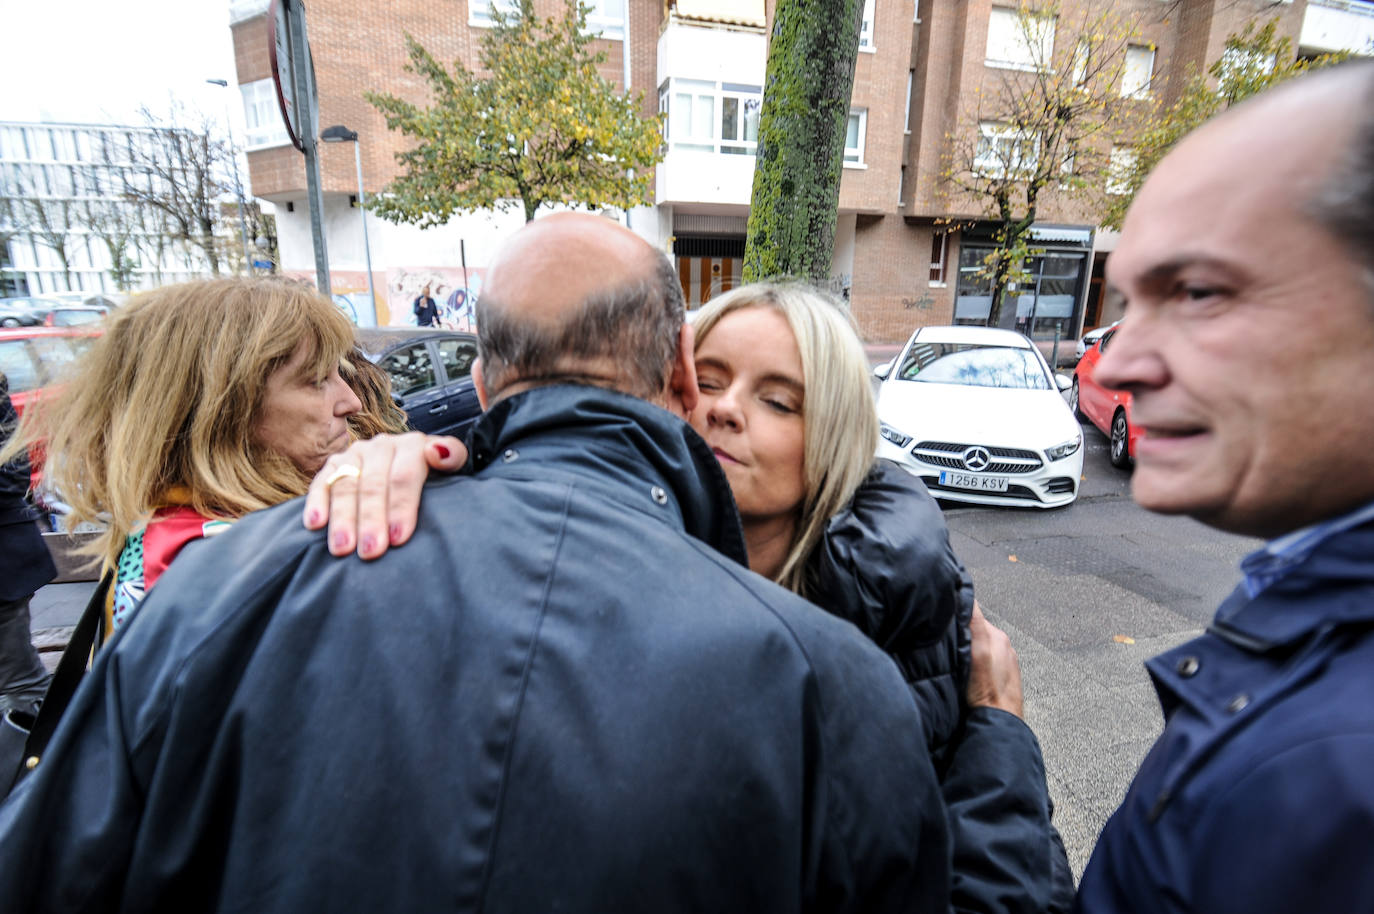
226;0;1372;341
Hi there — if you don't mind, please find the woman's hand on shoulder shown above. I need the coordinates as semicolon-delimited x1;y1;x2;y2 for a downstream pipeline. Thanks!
303;432;467;559
966;602;1024;719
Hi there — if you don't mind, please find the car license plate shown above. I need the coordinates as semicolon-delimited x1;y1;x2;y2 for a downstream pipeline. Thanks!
939;471;1010;492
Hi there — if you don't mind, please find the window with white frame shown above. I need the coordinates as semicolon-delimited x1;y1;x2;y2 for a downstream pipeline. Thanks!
1107;146;1136;195
904;69;913;132
240;79;290;150
1071;40;1090;86
585;0;626;40
844;109;867;165
470;0;519;28
668;79;718;152
985;7;1054;72
1058;149;1076;188
929;231;947;285
1218;45;1276;88
720;85;761;155
975;121;1038;177
859;0;876;51
660;79;763;156
1122;44;1155;99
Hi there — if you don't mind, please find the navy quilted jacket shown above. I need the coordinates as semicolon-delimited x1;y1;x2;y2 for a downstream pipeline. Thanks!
1076;516;1374;913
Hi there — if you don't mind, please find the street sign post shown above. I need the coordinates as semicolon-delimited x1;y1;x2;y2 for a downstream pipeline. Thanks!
268;0;330;293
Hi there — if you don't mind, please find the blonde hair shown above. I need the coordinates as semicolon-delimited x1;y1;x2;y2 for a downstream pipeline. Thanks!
0;277;357;568
692;282;878;596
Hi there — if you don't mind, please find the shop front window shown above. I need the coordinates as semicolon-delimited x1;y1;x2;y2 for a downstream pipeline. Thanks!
954;245;1086;339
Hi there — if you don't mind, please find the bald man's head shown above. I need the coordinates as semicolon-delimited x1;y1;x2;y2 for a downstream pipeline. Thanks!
475;213;688;404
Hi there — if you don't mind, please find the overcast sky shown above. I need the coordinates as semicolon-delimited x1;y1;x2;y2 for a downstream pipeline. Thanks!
0;0;242;132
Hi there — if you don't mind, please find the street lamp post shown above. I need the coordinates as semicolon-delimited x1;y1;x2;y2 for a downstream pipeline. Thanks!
205;79;255;273
320;125;376;315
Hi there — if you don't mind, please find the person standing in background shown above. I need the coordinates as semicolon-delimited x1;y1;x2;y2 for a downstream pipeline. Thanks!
413;284;439;327
0;372;54;715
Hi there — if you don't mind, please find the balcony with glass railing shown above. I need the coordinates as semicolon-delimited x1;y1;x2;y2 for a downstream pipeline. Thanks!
654;17;766;205
1300;0;1374;56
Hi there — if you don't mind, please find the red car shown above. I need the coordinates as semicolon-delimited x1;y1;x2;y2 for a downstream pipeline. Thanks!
0;326;100;418
1070;326;1138;468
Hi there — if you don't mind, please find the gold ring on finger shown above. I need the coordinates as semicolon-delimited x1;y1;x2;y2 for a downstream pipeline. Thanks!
323;463;362;488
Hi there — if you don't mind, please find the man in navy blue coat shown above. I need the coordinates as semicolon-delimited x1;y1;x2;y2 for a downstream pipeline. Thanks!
1075;61;1374;912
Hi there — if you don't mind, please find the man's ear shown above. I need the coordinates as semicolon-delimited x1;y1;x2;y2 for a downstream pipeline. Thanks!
665;322;698;419
473;357;490;411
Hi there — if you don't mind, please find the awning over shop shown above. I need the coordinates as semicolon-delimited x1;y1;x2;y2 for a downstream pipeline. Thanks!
1028;225;1093;245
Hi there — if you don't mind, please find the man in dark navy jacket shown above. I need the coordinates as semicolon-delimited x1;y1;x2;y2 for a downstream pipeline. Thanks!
0;374;54;715
0;214;1063;913
1075;61;1374;913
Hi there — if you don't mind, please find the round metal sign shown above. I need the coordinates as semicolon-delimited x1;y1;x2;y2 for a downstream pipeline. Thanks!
268;0;317;152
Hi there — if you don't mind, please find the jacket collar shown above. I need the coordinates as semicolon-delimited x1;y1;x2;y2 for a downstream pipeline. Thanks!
468;384;748;567
1211;517;1374;651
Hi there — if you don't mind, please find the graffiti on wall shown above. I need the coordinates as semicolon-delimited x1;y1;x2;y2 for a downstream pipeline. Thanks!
285;267;486;329
386;268;484;331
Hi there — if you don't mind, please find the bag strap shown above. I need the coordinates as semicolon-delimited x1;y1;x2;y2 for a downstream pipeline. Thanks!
21;571;111;772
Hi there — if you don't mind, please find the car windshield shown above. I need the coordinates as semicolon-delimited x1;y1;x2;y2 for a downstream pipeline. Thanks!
895;342;1050;390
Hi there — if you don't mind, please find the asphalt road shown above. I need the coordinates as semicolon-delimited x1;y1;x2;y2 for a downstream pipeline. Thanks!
944;414;1260;879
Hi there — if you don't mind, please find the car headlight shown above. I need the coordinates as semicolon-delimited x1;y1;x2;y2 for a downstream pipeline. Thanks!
1045;436;1081;461
879;423;912;448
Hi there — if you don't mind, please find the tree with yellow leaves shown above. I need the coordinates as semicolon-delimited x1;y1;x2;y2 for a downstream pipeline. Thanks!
1102;18;1349;230
941;1;1143;329
366;0;662;225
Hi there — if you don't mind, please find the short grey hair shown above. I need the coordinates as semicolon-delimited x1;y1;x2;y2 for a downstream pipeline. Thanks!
1305;60;1374;304
476;252;685;400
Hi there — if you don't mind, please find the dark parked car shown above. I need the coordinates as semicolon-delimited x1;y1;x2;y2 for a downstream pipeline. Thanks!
355;327;482;438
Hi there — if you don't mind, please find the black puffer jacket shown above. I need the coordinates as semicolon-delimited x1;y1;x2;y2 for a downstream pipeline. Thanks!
807;458;973;754
0;374;56;602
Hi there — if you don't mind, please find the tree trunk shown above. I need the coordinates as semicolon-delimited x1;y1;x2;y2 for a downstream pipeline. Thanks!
200;221;220;275
743;0;865;284
990;248;1018;330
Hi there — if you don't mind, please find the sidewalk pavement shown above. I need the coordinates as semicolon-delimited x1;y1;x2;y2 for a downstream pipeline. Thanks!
864;342;904;368
30;580;97;673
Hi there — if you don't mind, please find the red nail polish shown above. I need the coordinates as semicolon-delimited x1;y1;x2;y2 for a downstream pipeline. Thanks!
390;523;404;544
361;535;377;555
306;509;321;527
332;531;349;552
435;444;452;460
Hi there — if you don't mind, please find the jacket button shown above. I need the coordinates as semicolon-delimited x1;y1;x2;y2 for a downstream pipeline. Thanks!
503;449;519;462
650;485;668;505
1176;656;1200;677
1226;693;1250;714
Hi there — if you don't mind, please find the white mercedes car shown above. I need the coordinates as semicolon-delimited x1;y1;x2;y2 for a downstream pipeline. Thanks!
874;325;1083;508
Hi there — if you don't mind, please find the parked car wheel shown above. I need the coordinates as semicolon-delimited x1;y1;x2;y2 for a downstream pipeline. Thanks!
1069;377;1084;420
1110;408;1132;469
0;317;20;328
